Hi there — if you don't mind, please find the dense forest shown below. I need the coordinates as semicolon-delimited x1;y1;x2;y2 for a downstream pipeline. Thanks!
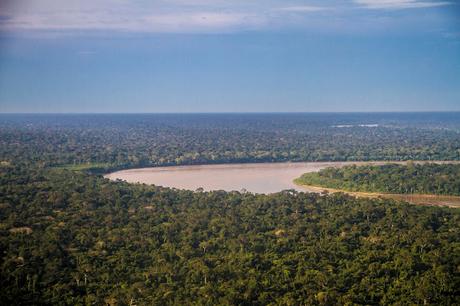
1;113;460;304
295;163;460;196
1;167;459;305
1;113;459;172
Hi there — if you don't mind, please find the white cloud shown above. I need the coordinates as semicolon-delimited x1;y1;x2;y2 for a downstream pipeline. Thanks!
0;0;453;34
0;0;329;33
2;11;264;33
354;0;451;9
142;12;265;32
275;6;326;12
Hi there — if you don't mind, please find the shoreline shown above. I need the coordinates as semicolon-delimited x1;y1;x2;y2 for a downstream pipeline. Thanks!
294;183;460;208
104;160;460;208
105;160;460;176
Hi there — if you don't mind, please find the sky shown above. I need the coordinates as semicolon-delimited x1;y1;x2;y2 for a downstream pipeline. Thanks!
0;0;459;113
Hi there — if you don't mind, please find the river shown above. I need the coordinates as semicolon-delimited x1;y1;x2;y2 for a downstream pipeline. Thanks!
105;161;460;207
105;161;382;193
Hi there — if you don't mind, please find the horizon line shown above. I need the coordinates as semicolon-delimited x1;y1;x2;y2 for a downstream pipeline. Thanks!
1;111;460;115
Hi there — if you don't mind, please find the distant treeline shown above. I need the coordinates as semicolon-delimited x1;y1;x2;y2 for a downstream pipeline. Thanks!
295;163;460;196
1;113;459;172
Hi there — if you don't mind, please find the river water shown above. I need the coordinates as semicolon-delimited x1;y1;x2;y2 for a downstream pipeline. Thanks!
105;161;385;193
105;161;460;207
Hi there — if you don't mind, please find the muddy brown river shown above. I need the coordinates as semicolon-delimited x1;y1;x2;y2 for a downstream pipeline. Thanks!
105;161;460;208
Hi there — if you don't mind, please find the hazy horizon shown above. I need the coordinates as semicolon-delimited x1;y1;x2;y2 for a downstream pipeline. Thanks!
2;110;460;115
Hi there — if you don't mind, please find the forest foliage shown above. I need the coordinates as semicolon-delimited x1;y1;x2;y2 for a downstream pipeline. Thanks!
1;113;459;172
295;163;460;196
1;167;459;305
1;113;460;305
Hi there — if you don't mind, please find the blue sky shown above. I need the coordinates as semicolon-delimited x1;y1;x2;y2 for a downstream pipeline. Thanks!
0;0;459;112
